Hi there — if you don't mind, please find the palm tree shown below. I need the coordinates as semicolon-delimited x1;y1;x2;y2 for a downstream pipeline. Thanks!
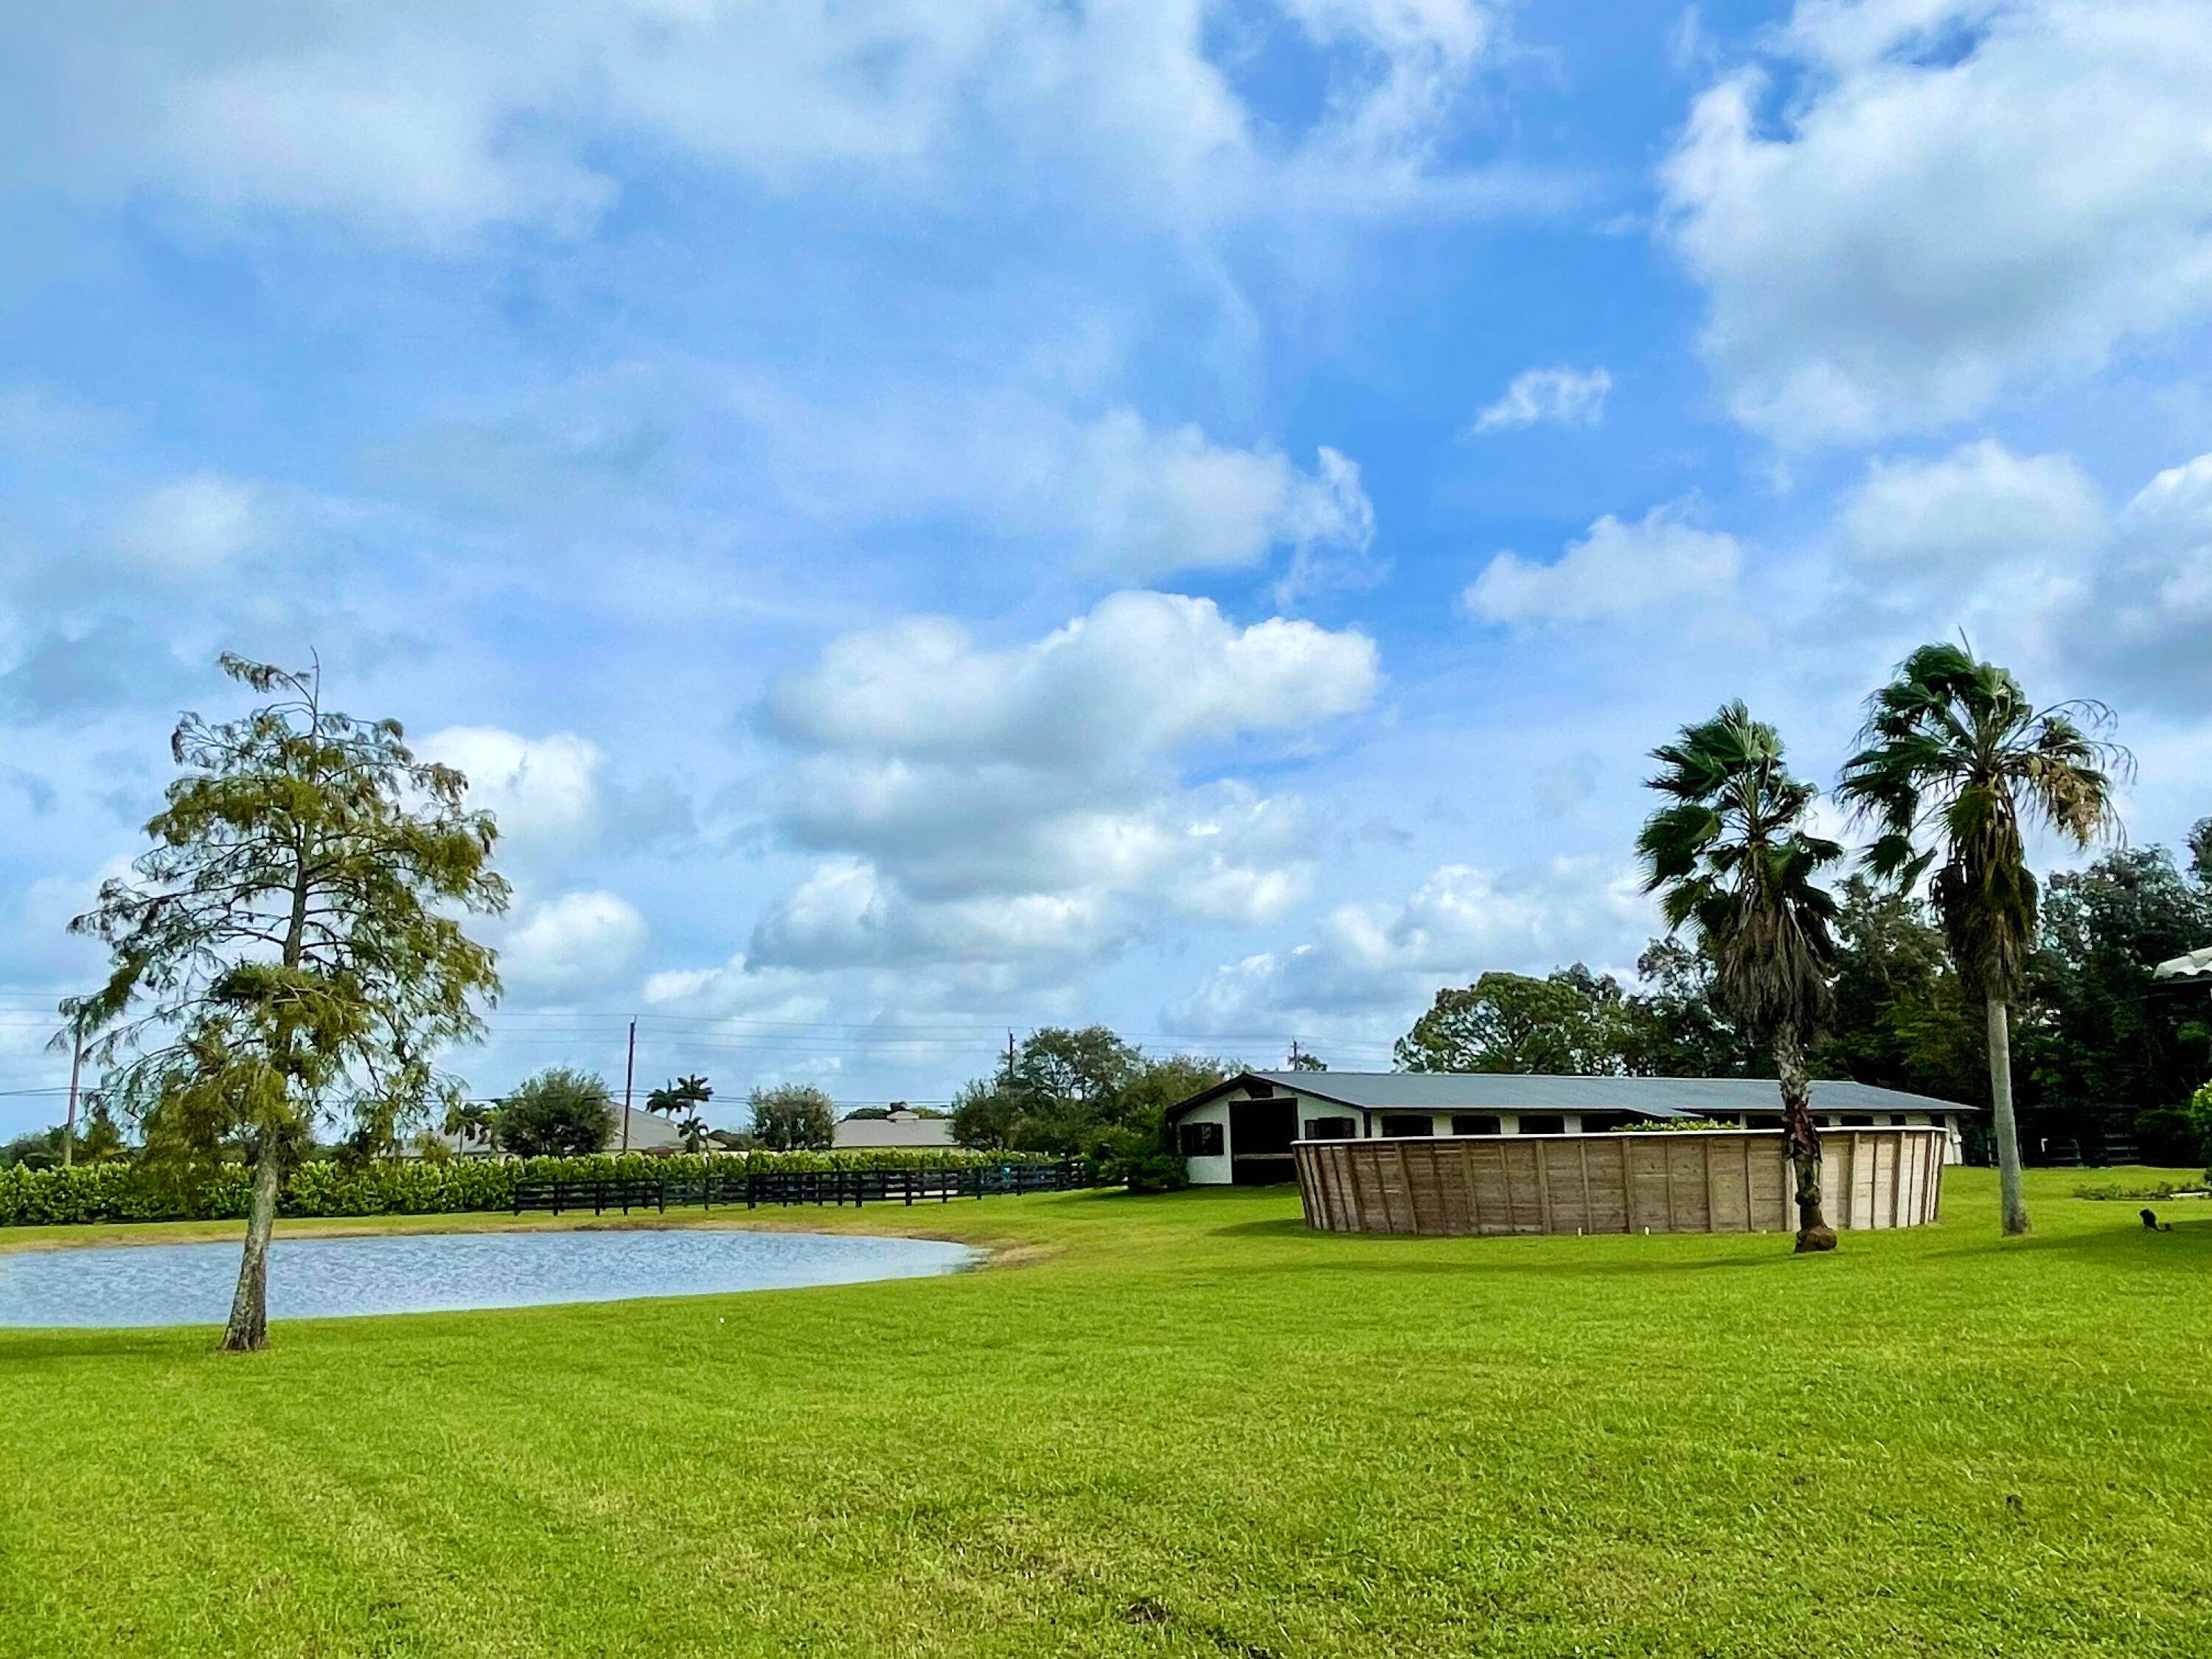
646;1074;713;1120
1836;642;2128;1236
442;1101;498;1154
677;1112;711;1155
1638;702;1846;1253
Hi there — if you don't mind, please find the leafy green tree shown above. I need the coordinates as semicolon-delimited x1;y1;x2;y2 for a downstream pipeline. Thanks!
1639;702;1844;1252
2023;847;2212;1139
749;1084;836;1150
494;1069;613;1157
63;654;507;1351
1394;970;1621;1074
948;1078;1020;1150
1817;876;1986;1110
1837;643;2128;1235
1616;939;1764;1079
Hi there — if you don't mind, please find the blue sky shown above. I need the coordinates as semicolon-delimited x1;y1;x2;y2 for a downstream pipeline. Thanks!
4;0;2210;1133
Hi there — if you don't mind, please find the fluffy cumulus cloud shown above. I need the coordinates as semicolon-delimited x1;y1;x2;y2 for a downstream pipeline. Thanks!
495;889;649;995
745;591;1380;973
1815;438;2212;707
417;727;607;852
1464;500;1740;625
7;0;1510;243
1470;366;1611;434
1662;0;2212;445
1168;858;1655;1038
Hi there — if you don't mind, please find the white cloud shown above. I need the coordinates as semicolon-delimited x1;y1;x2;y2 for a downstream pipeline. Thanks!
9;0;1512;244
1469;366;1612;434
497;889;648;993
418;727;606;852
720;383;1377;584
1661;0;2212;445
115;473;262;570
751;591;1380;971
2075;452;2212;706
1169;857;1655;1035
1464;500;1740;625
1840;440;2106;574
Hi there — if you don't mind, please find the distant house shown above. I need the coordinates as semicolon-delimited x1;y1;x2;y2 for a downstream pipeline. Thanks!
1165;1071;1982;1186
418;1102;685;1158
832;1107;956;1152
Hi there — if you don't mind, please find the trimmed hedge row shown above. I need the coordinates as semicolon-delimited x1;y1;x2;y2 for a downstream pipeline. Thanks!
0;1148;1057;1228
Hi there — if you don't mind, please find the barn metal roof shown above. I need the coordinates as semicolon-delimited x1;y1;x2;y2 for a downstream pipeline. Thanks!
1168;1071;1977;1119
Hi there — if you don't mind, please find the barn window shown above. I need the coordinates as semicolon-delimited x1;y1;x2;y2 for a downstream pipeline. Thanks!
1517;1114;1566;1135
1840;1113;1875;1127
1178;1121;1224;1157
1450;1114;1501;1136
1378;1115;1432;1138
1304;1116;1357;1141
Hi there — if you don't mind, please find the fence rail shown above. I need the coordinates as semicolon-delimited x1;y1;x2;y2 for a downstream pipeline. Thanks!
512;1160;1091;1217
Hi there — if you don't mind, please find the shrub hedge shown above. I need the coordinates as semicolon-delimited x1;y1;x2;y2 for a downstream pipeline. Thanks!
0;1148;1059;1229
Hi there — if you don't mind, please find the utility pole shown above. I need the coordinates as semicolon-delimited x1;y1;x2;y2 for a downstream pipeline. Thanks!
1288;1037;1301;1071
61;1021;83;1169
1004;1030;1016;1088
622;1018;636;1152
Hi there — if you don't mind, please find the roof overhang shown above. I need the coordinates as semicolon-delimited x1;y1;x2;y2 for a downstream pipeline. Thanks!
2152;945;2212;985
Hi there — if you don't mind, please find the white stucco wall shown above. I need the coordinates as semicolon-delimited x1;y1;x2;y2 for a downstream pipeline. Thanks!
1178;1094;1234;1185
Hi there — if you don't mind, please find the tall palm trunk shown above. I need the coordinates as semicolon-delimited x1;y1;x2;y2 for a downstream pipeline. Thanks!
1773;1028;1836;1253
1986;997;2030;1236
221;1147;282;1352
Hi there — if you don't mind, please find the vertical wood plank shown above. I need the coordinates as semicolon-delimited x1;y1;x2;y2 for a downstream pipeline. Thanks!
1578;1139;1593;1233
1534;1140;1554;1234
1460;1141;1483;1235
1740;1134;1757;1233
1701;1134;1718;1232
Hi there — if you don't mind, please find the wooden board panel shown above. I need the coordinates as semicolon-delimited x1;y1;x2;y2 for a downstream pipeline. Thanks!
1294;1129;1950;1238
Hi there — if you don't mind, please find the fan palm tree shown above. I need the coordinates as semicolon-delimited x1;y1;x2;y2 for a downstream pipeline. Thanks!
1638;702;1845;1253
1836;642;2128;1236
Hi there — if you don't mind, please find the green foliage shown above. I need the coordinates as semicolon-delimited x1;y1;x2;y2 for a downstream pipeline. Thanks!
1837;641;2129;1004
949;1028;1225;1182
1396;970;1621;1074
1637;700;1843;1049
1619;1117;1735;1133
749;1084;837;1150
494;1068;615;1157
0;1147;1060;1227
2022;846;2212;1120
1815;874;1986;1103
65;653;509;1166
1394;956;1761;1080
1;1103;131;1171
645;1074;713;1120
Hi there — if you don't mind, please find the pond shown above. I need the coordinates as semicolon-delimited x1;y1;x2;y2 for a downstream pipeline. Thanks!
0;1228;983;1328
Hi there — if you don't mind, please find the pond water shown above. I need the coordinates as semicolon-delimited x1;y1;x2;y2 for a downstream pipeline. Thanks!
0;1228;982;1328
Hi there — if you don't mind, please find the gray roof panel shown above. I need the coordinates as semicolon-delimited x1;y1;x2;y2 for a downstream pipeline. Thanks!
1180;1071;1975;1116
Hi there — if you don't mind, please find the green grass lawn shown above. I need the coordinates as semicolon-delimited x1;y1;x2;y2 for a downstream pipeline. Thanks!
1;1168;2206;1658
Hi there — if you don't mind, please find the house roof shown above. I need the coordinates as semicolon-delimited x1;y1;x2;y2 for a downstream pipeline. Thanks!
1166;1071;1978;1119
417;1102;684;1157
832;1116;956;1150
2153;945;2212;984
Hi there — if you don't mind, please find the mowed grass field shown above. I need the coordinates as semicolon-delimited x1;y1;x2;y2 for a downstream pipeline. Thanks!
1;1168;2206;1658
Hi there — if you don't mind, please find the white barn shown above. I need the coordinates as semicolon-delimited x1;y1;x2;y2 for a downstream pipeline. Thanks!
1164;1071;1980;1186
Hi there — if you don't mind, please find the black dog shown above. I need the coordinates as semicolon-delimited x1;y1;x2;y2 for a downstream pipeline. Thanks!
2141;1208;2172;1232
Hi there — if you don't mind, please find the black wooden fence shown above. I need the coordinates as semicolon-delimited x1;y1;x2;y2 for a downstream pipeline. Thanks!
512;1161;1091;1217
